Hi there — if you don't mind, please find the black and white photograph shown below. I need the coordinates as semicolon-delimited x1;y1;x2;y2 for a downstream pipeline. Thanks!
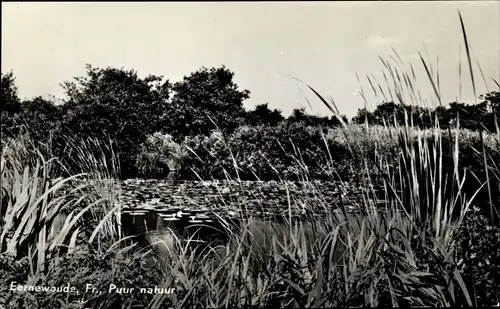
1;1;499;308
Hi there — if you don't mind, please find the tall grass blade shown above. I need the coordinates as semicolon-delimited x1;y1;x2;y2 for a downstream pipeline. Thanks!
459;10;477;103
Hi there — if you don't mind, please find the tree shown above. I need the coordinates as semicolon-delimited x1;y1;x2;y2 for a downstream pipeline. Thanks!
352;93;498;131
480;91;500;131
447;101;490;131
286;107;338;128
19;96;62;142
352;107;376;125
1;72;22;138
135;132;187;180
353;102;436;128
167;66;250;140
245;103;284;127
60;64;172;178
286;107;308;124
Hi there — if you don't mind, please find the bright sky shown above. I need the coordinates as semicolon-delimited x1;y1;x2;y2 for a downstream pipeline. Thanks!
2;2;499;118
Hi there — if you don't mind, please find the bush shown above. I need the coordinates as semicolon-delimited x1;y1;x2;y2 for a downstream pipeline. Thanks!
174;124;498;186
1;243;164;309
177;124;350;181
135;132;186;179
178;130;234;180
455;207;500;306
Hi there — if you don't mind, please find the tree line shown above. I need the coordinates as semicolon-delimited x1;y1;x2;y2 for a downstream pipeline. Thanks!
1;65;498;178
352;96;499;131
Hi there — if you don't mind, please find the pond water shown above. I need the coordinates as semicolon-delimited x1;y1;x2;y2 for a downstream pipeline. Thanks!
121;210;237;246
121;209;363;265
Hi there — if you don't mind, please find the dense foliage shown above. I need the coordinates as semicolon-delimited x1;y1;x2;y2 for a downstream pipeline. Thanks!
1;65;499;223
0;244;163;309
2;11;499;307
352;95;500;132
1;72;22;138
177;124;349;181
57;65;172;178
2;66;498;181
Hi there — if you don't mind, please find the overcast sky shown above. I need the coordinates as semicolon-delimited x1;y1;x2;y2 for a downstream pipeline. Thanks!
2;2;499;117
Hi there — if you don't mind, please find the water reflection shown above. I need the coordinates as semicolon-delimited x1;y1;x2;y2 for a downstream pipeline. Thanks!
121;210;240;249
121;208;357;252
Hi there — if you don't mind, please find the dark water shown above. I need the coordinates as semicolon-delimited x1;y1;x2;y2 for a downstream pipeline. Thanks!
121;209;361;261
121;210;238;247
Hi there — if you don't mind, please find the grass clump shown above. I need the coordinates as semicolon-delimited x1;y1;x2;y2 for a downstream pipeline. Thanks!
0;133;168;308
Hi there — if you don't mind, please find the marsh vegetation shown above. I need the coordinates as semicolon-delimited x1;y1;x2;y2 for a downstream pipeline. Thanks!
1;11;499;308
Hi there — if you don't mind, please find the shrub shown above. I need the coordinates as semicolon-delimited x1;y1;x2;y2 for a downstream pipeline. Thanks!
177;124;347;181
455;207;500;306
1;243;164;309
135;132;187;179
